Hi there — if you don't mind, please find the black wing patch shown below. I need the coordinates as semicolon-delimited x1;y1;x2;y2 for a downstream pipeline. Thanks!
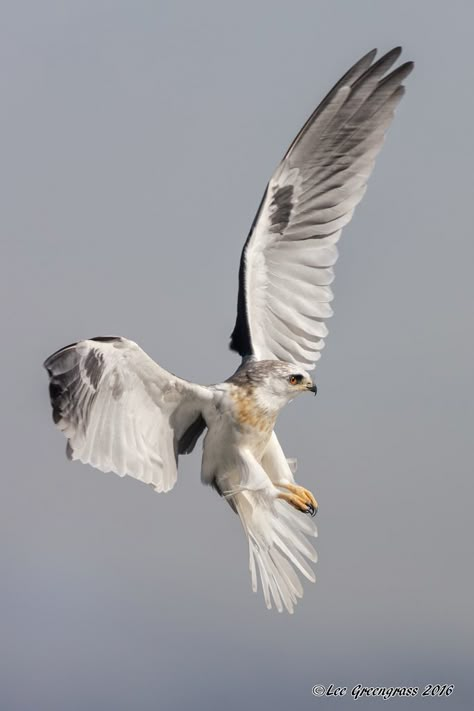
44;346;96;436
269;184;294;233
43;337;122;454
229;181;295;358
229;188;269;358
176;414;206;455
83;349;105;389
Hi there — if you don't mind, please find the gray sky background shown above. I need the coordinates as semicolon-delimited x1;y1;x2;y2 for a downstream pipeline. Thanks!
1;2;473;710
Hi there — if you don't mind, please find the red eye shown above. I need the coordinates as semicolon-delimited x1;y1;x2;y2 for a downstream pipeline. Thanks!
289;376;297;385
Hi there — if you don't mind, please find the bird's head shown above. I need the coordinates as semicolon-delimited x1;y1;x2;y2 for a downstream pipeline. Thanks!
234;360;317;413
263;361;317;403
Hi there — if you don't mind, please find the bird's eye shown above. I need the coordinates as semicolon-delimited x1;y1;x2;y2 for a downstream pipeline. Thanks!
289;375;299;385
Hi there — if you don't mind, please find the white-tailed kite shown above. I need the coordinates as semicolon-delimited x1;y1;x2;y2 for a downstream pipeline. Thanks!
44;47;413;613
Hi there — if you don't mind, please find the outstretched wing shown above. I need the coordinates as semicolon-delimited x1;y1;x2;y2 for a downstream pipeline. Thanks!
230;47;413;369
44;337;209;492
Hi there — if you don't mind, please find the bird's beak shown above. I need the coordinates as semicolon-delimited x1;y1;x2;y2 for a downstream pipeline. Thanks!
307;383;317;396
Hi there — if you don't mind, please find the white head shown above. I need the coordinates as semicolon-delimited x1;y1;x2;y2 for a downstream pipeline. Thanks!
230;359;317;413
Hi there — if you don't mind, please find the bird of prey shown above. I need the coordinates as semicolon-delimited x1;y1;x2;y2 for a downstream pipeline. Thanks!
44;47;413;613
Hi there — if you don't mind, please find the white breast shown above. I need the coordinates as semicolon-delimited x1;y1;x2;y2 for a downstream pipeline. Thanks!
200;384;276;487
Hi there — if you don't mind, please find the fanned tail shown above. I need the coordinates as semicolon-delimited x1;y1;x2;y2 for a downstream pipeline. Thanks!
233;490;317;613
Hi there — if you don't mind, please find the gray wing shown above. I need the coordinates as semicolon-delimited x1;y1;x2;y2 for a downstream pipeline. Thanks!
44;337;210;492
230;47;413;369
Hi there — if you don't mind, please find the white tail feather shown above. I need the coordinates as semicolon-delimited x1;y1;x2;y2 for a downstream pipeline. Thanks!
233;489;317;613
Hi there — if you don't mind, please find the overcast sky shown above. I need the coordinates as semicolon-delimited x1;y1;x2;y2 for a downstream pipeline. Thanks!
1;2;473;710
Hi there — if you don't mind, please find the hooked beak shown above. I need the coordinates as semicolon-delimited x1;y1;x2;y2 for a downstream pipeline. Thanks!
307;383;317;396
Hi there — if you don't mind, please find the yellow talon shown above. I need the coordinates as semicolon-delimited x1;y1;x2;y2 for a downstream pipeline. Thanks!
277;483;318;517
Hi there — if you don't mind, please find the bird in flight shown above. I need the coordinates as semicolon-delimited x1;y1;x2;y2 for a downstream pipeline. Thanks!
44;47;413;613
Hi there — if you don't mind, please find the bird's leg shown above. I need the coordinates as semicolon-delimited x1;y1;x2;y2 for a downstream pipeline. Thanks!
276;483;318;517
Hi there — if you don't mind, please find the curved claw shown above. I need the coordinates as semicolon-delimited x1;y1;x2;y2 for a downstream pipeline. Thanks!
277;484;319;518
278;482;318;517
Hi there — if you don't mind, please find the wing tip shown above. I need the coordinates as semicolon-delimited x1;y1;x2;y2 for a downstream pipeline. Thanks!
43;341;78;371
375;46;403;66
400;59;415;75
357;47;378;65
43;336;123;371
349;46;405;82
387;45;403;58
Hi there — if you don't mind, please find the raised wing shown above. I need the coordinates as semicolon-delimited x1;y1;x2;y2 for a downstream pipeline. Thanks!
44;337;209;492
230;47;413;369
